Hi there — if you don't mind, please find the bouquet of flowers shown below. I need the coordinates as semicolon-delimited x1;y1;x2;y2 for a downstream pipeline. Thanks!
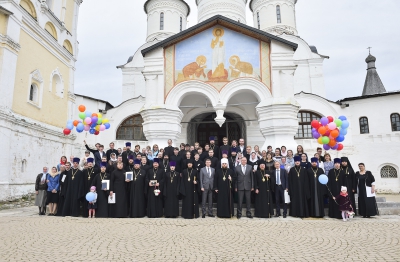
347;211;355;219
154;186;161;196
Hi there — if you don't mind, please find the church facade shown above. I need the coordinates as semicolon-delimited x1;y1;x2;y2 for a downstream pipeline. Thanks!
76;0;400;193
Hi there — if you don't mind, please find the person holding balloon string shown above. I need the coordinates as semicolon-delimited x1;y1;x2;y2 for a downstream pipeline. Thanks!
327;158;345;219
332;186;354;222
86;186;98;218
340;157;357;216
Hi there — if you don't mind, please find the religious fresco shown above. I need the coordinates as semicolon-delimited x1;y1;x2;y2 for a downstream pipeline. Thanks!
164;26;271;97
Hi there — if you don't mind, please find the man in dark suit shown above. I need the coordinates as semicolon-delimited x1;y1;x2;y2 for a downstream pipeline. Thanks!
200;159;215;218
270;161;288;218
234;157;254;219
84;141;105;169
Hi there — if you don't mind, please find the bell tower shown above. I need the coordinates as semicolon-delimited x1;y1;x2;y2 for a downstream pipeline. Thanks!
196;0;247;23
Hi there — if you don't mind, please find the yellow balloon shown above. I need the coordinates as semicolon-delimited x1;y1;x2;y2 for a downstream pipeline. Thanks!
97;113;102;119
317;137;323;144
102;118;109;124
95;125;100;131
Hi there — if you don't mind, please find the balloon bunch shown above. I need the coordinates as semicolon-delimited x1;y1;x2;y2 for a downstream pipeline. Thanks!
63;105;111;136
311;115;349;151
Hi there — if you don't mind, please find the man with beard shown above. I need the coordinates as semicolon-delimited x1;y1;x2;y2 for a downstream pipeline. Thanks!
307;157;326;218
209;137;219;159
288;157;310;218
91;162;111;217
122;142;134;167
229;148;238;170
179;160;200;219
254;162;274;218
82;158;99;217
341;157;357;215
160;154;170;173
328;158;345;219
61;158;85;217
146;158;165;218
163;161;180;218
214;159;233;218
127;159;147;218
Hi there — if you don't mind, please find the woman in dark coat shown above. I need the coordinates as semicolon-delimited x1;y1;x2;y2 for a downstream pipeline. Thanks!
91;163;111;217
109;162;128;218
356;163;379;218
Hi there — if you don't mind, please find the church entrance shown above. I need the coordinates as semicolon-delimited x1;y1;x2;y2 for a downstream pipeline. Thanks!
186;113;246;147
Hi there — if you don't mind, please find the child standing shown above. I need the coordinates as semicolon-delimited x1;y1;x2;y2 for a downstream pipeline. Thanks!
333;186;354;221
88;186;98;218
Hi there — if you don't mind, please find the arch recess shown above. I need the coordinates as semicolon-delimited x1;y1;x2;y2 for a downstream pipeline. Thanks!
20;0;37;19
165;80;219;107
220;78;272;105
45;22;57;40
63;40;73;55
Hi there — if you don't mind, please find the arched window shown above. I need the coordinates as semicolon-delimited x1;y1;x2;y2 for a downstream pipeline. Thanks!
276;5;281;23
257;12;260;29
117;114;146;141
45;22;58;40
20;0;37;20
391;113;400;131
51;72;64;98
63;40;73;55
180;17;182;32
160;12;164;30
295;111;321;139
380;165;398;178
359;117;369;134
29;84;38;103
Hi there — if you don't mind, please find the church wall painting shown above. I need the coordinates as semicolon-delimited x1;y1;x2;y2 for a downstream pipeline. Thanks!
164;26;271;99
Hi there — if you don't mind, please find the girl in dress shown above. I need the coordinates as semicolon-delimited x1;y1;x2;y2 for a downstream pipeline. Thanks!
88;186;98;218
333;186;354;221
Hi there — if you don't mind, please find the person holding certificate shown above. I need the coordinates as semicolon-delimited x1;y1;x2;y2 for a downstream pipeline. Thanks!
356;163;379;218
146;158;165;218
91;162;111;218
109;162;128;218
128;159;146;218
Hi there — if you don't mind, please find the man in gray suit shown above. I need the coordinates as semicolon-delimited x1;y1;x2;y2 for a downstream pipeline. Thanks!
200;159;215;218
234;157;254;219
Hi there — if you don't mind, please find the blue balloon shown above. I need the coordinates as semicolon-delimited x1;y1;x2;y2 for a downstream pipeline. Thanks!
318;174;329;185
86;192;95;202
67;120;73;124
340;128;348;136
77;123;84;130
76;129;83;133
336;135;345;142
341;120;350;129
89;128;96;134
91;122;97;128
66;123;74;130
85;111;92;118
105;123;110;129
339;115;347;121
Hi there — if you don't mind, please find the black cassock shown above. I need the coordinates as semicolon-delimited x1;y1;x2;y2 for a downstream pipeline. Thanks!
82;167;99;217
341;166;357;215
146;168;165;218
56;170;68;216
307;167;326;218
91;172;111;218
163;171;180;218
327;168;345;219
288;166;310;218
254;170;274;218
179;168;200;219
61;168;85;217
109;169;128;218
128;168;147;218
214;168;234;218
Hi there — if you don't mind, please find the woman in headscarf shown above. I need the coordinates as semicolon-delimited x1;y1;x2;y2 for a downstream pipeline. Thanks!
57;156;67;171
35;167;49;215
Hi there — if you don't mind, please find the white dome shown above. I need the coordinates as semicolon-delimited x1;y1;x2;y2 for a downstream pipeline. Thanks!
196;0;248;23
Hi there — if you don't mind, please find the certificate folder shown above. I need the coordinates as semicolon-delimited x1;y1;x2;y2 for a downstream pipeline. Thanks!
126;172;133;181
102;180;109;190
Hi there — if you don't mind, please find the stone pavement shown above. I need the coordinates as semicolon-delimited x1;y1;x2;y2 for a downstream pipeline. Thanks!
0;207;399;262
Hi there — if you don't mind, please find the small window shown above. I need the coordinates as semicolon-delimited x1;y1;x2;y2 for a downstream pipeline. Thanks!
276;5;281;23
380;165;398;178
295;111;321;139
257;12;260;29
180;17;182;32
160;12;164;30
29;84;38;103
21;159;27;173
117;114;147;141
391;113;400;131
359;117;369;134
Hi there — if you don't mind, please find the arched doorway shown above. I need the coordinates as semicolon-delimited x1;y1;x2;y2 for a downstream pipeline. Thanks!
187;113;246;147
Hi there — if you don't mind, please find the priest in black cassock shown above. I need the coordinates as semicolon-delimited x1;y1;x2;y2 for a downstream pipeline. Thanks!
193;153;204;173
254;162;274;218
288;157;310;218
82;158;99;218
91;162;111;217
146;158;165;218
179;160;200;219
109;162;128;218
209;136;219;160
160;154;170;174
328;158;345;219
56;164;69;217
307;157;326;218
341;157;357;215
61;158;85;217
121;142;134;167
214;159;234;218
127;159;147;218
163;161;180;218
229;148;239;171
125;155;135;213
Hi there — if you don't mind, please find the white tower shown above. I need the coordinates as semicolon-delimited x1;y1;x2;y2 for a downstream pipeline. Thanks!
196;0;247;23
250;0;298;35
144;0;190;42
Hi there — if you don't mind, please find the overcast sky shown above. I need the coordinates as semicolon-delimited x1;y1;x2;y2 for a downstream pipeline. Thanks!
75;0;400;107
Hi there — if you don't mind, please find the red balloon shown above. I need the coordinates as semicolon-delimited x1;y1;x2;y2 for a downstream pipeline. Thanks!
324;130;331;136
311;120;321;129
94;131;100;135
63;128;71;135
318;126;327;135
327;116;334;123
337;144;344;151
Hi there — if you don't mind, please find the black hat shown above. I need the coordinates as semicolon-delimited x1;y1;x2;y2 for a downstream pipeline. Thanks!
186;159;193;165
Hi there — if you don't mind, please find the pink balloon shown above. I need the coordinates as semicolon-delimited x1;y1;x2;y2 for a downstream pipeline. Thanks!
327;122;337;130
100;124;106;131
84;117;92;125
84;125;90;131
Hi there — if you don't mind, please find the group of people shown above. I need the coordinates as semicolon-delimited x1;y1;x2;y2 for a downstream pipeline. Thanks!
34;137;379;220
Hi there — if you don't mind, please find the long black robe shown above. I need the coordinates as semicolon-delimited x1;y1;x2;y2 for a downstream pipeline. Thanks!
307;167;326;218
214;168;234;218
91;172;111;217
254;170;274;218
288;166;310;218
128;168;147;218
341;166;357;215
146;168;165;218
327;168;345;219
55;170;68;216
125;164;135;214
82;167;99;217
179;168;200;219
160;160;170;174
356;171;379;217
61;168;85;217
109;169;128;218
163;171;180;218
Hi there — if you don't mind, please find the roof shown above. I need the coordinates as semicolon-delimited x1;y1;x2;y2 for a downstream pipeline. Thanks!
144;0;190;16
338;90;400;103
0;5;13;15
75;93;114;109
250;0;297;12
362;53;386;96
142;15;298;56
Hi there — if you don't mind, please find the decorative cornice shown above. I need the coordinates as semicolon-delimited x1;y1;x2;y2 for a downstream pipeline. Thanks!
265;25;296;35
31;69;43;83
68;91;76;102
0;34;21;53
145;0;190;16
